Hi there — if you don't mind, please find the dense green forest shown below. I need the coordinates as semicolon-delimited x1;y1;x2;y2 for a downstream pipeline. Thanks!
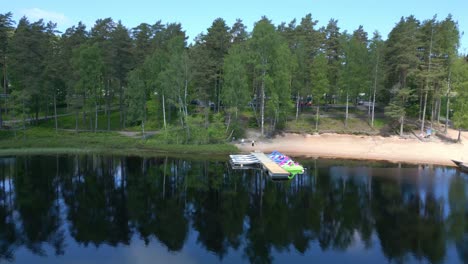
0;12;467;144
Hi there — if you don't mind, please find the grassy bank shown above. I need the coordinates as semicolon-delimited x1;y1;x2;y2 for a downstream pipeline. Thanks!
285;114;387;135
0;127;238;156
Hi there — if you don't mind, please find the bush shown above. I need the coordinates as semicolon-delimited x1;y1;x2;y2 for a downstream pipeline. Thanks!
153;113;229;145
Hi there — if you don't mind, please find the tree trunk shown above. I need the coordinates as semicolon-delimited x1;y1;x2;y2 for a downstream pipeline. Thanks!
107;99;110;131
260;66;266;137
54;93;58;133
107;79;111;131
419;88;423;121
458;128;461;143
181;100;188;135
400;115;404;136
142;94;146;139
217;76;221;113
162;93;167;130
371;78;377;128
445;71;451;134
122;108;126;129
367;86;371;117
82;94;86;127
75;109;78;132
2;56;6;95
35;97;39;125
436;97;441;124
181;78;190;139
45;99;49;121
0;56;6;127
179;96;189;140
445;96;450;134
371;52;379;128
421;89;428;134
119;80;124;129
225;112;231;133
430;97;435;131
214;79;218;113
184;78;189;117
345;90;349;128
95;101;98;132
204;100;209;129
421;27;434;134
315;106;320;132
295;91;299;122
22;100;26;137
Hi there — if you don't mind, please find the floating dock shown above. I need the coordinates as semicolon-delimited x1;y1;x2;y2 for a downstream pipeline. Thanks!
229;154;259;170
229;152;290;179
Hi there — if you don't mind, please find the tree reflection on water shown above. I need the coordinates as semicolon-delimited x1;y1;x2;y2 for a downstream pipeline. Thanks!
0;155;467;263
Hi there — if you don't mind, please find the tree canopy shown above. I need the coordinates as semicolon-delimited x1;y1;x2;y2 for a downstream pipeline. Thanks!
0;11;465;141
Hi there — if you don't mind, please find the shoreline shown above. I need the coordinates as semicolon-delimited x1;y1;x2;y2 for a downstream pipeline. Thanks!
235;129;468;167
0;147;232;158
1;128;467;167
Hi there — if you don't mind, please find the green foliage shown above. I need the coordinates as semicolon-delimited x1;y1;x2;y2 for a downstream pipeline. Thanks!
185;115;209;144
0;12;14;95
286;115;384;135
8;17;60;123
0;12;14;59
0;127;237;155
158;34;191;125
157;113;228;145
249;17;294;134
324;19;343;98
280;14;321;110
341;28;371;102
385;87;413;135
369;31;385;106
222;44;249;113
126;67;148;125
372;118;386;129
71;43;103;99
38;110;122;131
310;53;329;104
385;16;421;91
192;18;231;114
207;113;227;143
226;116;245;140
1;11;466;146
452;58;468;129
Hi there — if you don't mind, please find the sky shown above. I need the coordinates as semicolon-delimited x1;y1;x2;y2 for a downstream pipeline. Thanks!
3;0;468;53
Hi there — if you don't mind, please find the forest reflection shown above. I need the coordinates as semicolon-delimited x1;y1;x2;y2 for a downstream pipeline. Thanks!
0;155;467;263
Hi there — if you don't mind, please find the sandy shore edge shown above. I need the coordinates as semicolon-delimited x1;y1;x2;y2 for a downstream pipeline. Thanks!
235;129;468;167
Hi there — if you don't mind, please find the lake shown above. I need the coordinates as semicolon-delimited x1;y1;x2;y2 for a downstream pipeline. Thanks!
0;154;467;264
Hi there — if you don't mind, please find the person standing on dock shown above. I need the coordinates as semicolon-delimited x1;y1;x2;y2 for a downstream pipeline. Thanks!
251;140;255;147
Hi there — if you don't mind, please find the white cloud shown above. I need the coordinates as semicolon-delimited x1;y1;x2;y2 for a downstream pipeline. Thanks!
21;8;69;24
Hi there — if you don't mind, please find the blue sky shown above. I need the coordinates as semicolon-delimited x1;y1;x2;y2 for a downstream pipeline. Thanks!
3;0;467;52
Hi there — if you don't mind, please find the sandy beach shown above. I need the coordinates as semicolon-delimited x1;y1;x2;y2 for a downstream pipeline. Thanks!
235;129;468;166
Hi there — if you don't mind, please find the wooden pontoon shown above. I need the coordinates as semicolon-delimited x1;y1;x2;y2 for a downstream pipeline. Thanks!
229;152;291;179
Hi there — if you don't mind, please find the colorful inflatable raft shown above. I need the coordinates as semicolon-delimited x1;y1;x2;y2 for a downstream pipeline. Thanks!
268;151;304;179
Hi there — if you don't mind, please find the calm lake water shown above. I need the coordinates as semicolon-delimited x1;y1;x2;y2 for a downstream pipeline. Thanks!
0;154;467;264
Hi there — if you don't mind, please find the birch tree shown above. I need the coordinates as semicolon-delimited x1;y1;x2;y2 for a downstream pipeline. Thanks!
249;17;293;136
